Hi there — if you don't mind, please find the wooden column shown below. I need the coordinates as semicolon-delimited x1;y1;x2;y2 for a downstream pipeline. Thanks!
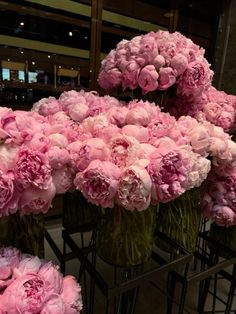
169;0;179;32
89;0;103;90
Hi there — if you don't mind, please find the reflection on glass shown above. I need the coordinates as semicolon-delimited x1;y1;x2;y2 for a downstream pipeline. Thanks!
18;70;25;82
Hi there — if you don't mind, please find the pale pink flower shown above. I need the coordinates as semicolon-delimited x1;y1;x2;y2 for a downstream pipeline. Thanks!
19;182;56;215
122;125;149;143
32;97;61;116
117;165;152;211
138;65;159;94
52;166;75;194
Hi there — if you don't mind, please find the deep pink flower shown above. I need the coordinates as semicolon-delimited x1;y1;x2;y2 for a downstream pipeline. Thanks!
138;65;159;94
14;147;52;190
74;160;121;208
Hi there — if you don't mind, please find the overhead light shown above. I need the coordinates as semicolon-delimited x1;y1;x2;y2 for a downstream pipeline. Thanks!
20;51;24;54
69;31;73;37
71;67;74;70
48;55;51;59
32;61;35;65
20;22;24;26
58;65;61;68
84;36;88;40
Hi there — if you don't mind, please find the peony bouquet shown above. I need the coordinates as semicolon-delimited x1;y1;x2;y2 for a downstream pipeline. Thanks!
0;247;82;313
31;91;236;213
98;30;213;97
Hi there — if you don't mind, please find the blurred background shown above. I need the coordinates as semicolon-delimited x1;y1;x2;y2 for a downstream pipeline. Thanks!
0;0;235;110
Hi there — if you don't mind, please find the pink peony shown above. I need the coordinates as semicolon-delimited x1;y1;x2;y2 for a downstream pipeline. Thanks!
110;135;141;168
74;160;121;208
19;182;56;215
52;166;75;194
125;107;151;126
38;262;63;295
158;67;176;90
149;149;188;202
98;68;122;90
61;276;83;314
117;165;152;211
122;125;149;143
32;97;61;116
76;138;110;172
47;146;71;170
14;147;52;190
121;60;140;90
0;273;52;313
0;171;18;217
170;53;188;75
138;65;159;94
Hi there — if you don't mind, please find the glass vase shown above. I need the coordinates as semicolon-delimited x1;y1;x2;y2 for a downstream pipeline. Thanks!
155;188;201;253
63;190;99;229
209;223;236;258
96;205;157;267
0;213;45;258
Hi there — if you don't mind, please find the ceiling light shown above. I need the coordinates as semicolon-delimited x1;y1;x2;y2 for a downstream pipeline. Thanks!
20;22;24;26
69;31;73;37
20;51;24;54
7;58;10;61
58;65;61;68
48;55;51;59
32;61;35;65
84;36;88;40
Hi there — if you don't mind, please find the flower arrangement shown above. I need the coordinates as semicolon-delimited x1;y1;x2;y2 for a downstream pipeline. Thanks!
0;247;82;313
98;30;213;97
30;91;236;212
166;86;236;134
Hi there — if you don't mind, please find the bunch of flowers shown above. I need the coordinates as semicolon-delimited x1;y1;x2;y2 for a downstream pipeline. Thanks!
166;86;236;134
98;30;213;97
202;163;236;227
0;107;78;217
0;247;82;313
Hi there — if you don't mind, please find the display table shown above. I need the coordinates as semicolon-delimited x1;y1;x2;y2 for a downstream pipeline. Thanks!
62;229;192;314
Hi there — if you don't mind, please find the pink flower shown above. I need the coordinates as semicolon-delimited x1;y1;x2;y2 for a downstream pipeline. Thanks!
48;133;68;148
41;295;65;313
38;262;63;294
122;125;149;143
177;60;212;96
15;256;41;277
152;54;165;69
67;102;89;122
170;53;188;75
76;138;110;172
98;68;122;90
189;125;211;156
117;165;152;211
26;133;50;153
148;113;176;141
19;182;56;215
52;166;75;194
74;160;121;208
158;67;176;90
0;144;18;173
106;106;129;127
149;149;188;202
0;248;20;289
32;97;61;116
14;147;52;190
121;60;140;90
138;65;159;94
47;146;71;169
0;171;18;217
110;135;141;168
61;276;83;314
125;107;151;126
0;274;52;313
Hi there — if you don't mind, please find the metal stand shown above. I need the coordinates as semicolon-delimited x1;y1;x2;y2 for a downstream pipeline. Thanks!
62;228;192;314
166;231;236;314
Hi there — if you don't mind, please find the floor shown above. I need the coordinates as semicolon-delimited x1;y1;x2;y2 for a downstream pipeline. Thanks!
45;224;236;314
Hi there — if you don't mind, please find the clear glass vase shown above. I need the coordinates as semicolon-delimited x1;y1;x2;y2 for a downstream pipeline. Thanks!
209;223;236;258
63;190;99;229
155;188;201;253
96;205;157;267
0;213;45;258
